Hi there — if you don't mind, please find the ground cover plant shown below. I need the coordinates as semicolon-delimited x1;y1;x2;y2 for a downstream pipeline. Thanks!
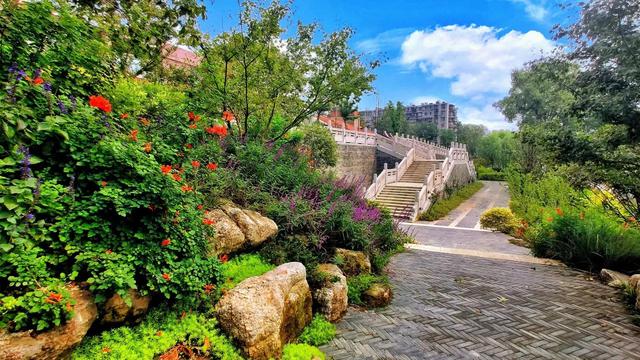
297;314;336;346
417;182;484;221
346;274;389;306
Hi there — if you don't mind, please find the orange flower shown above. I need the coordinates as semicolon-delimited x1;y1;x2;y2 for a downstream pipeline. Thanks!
140;117;151;126
65;302;73;312
156;331;163;337
88;95;112;113
162;273;171;281
45;292;63;304
101;180;107;187
161;165;172;174
206;125;227;137
102;347;111;354
624;222;630;229
172;173;182;182
130;129;138;142
191;161;201;168
188;123;197;129
202;218;215;226
161;238;171;247
222;110;234;122
105;249;113;254
185;144;193;149
33;77;44;85
181;185;193;192
143;142;152;153
629;217;637;223
579;212;585;220
203;284;216;294
219;254;229;263
555;208;564;216
207;163;218;171
546;217;554;222
197;204;204;210
120;113;129;119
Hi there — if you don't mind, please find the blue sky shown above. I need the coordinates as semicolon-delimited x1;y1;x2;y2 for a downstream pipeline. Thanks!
201;0;570;130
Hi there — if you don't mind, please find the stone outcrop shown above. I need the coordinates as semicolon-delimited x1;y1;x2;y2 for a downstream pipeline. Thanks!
335;248;371;276
206;202;278;256
600;268;629;288
101;289;151;325
363;283;393;308
215;262;312;360
313;264;348;322
629;274;640;289
0;287;97;360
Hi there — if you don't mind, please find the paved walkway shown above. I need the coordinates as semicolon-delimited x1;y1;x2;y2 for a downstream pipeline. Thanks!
321;182;640;359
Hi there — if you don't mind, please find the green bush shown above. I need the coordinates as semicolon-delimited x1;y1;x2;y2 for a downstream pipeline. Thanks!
476;165;506;181
72;309;242;360
218;254;275;295
418;182;484;221
299;123;338;168
480;207;518;234
347;274;389;306
282;344;326;360
531;210;640;273
298;315;336;346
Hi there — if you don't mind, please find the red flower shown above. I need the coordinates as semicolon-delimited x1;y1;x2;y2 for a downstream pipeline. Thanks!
207;163;218;171
219;254;229;263
101;180;107;187
203;284;216;294
202;217;215;226
206;125;227;137
222;110;235;122
161;238;171;247
33;77;44;85
188;112;196;121
140;117;151;126
161;165;172;174
130;129;138;142
120;113;129;119
555;208;564;216
162;273;171;281
89;95;112;113
105;249;113;254
188;124;197;129
197;204;204;210
546;217;554;222
191;161;201;168
172;173;182;182
181;185;193;192
143;142;152;153
185;144;193;149
45;292;63;304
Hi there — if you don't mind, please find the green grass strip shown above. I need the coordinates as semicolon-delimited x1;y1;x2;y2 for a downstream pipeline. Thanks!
418;181;484;221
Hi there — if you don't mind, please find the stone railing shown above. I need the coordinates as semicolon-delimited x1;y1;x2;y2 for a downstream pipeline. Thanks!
364;148;415;199
326;123;376;146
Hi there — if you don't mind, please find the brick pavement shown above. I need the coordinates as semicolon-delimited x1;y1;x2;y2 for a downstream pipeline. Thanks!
321;249;640;359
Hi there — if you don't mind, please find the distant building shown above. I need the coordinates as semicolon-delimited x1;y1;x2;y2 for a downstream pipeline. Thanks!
361;101;459;130
162;45;201;69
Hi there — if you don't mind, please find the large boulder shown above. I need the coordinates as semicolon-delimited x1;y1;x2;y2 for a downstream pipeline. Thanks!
313;264;348;322
636;282;640;311
220;204;278;246
363;283;393;308
0;287;97;360
101;289;151;325
216;262;312;360
335;248;371;276
628;274;640;289
206;202;278;256
600;268;629;288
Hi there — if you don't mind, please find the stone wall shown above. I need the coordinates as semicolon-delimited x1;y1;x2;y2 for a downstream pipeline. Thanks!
333;144;377;184
446;163;475;187
375;150;402;174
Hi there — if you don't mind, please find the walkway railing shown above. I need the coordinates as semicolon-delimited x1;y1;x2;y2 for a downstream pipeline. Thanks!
325;122;377;146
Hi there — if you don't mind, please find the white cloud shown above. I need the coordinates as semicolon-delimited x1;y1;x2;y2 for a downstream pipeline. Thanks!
411;96;442;105
509;0;549;22
400;25;554;97
458;103;517;131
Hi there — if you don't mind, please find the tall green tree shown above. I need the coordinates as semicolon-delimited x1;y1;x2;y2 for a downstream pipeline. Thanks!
477;131;517;171
409;122;438;142
457;124;488;156
377;101;407;135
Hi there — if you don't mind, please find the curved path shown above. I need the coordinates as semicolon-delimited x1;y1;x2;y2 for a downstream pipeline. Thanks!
321;181;640;359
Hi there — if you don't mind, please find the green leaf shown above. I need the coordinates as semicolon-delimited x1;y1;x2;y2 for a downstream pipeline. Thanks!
0;243;13;252
3;198;18;210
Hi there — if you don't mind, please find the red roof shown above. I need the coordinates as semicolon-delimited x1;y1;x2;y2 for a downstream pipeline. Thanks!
163;45;201;69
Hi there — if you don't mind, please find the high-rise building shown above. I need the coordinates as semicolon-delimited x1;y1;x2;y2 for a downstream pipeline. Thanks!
360;101;459;130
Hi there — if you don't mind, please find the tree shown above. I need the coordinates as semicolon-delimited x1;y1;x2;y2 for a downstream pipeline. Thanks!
438;129;456;147
457;124;488;156
477;131;517;171
377;101;407;135
196;1;375;142
409;122;438;142
299;123;338;168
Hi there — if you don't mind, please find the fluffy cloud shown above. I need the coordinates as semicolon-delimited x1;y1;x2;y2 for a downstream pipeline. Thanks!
356;28;413;54
400;25;554;97
458;103;517;131
510;0;549;21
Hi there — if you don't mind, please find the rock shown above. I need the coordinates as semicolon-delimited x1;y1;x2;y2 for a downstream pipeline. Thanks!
221;204;278;246
313;264;348;322
101;289;151;325
636;282;640;311
600;268;629;288
216;262;312;360
0;286;98;360
206;209;246;256
629;274;640;289
363;283;392;308
335;248;371;276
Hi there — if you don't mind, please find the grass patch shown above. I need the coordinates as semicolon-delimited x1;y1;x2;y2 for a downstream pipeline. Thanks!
218;254;275;295
72;309;242;360
418;181;484;221
298;315;336;346
347;274;389;306
282;344;325;360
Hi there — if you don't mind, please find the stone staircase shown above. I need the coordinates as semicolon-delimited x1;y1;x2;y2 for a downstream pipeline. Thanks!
399;161;431;183
374;185;421;219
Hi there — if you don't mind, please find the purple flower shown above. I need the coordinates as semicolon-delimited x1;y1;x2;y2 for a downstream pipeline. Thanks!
33;179;42;196
17;146;32;179
8;63;17;73
69;95;77;110
16;69;26;81
57;100;67;114
43;82;52;92
34;69;41;78
274;146;284;161
25;213;35;220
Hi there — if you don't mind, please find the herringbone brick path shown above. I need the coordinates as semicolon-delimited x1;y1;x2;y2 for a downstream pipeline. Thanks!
321;249;640;359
